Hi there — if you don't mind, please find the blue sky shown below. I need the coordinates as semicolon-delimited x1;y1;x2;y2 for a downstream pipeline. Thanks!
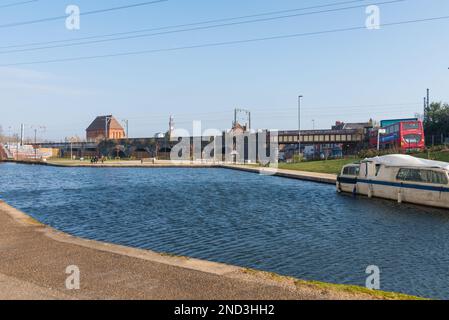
1;0;449;141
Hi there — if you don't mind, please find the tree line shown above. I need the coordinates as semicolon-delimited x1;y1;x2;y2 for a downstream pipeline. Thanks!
424;102;449;145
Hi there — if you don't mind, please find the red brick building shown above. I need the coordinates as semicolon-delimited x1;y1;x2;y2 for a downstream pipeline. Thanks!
86;115;125;142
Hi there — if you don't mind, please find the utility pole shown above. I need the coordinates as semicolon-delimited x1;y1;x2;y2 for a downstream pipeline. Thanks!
20;124;24;146
34;128;37;160
122;119;129;138
104;116;111;141
7;126;12;145
298;95;303;161
424;97;427;117
31;126;46;160
169;115;175;138
234;108;251;131
234;109;237;127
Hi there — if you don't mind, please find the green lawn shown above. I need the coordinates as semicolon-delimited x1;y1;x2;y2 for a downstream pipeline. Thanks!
413;150;449;162
278;150;449;175
278;158;358;175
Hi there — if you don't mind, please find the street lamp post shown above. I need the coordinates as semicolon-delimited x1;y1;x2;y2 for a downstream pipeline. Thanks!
31;126;46;160
122;119;129;138
7;126;12;145
298;95;303;161
377;128;386;152
34;128;37;160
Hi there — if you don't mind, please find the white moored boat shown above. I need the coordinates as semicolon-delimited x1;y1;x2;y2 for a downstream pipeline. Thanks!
337;154;449;209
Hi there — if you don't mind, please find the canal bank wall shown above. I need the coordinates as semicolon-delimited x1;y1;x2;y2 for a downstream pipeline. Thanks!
0;200;418;300
2;160;337;185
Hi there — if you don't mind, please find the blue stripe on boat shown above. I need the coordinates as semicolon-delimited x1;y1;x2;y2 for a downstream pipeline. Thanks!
337;177;449;192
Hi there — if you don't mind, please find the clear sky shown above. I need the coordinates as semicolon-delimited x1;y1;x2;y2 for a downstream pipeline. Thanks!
1;0;448;141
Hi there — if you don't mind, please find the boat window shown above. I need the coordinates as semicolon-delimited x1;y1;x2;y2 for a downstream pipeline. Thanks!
396;168;448;185
375;164;381;176
343;166;359;176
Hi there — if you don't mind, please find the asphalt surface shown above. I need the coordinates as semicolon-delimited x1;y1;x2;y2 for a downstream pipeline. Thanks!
0;201;374;300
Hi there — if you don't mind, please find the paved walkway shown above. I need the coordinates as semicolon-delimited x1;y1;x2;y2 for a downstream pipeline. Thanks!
222;165;337;184
0;201;382;300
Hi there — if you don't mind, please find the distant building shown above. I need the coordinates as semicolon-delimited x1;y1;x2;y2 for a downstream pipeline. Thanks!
229;122;248;135
86;115;125;142
332;120;374;136
332;120;373;131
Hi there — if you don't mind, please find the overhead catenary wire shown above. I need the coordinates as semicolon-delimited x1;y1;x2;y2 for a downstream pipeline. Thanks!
34;102;422;129
0;0;373;50
0;0;408;55
37;106;423;138
2;14;448;67
0;0;167;29
0;0;38;9
124;103;422;120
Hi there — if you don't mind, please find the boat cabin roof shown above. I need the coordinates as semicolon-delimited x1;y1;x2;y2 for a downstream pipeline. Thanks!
362;154;449;171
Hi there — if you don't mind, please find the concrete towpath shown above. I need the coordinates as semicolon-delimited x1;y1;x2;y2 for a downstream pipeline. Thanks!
0;201;398;300
221;165;337;185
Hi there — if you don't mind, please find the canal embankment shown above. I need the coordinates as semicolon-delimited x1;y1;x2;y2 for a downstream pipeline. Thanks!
2;159;337;184
221;165;337;185
0;200;418;300
2;159;221;169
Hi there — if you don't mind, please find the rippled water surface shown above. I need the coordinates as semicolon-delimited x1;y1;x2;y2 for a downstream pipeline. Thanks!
2;163;449;299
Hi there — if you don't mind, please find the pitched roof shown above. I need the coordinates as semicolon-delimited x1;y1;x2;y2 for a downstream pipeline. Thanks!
364;154;449;170
332;122;372;130
86;115;124;131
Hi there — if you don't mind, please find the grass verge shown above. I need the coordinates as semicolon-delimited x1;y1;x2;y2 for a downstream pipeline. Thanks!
278;158;357;174
243;268;425;300
277;150;449;175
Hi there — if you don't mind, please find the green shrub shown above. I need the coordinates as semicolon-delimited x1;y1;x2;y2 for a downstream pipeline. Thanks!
358;148;402;159
293;154;304;163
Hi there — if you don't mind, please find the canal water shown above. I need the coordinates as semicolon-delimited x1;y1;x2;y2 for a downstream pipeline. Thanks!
1;163;449;299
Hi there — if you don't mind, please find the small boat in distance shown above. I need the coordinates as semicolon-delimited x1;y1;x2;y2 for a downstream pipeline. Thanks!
337;154;449;209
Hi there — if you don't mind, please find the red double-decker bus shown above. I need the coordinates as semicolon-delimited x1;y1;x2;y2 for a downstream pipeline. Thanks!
369;120;425;152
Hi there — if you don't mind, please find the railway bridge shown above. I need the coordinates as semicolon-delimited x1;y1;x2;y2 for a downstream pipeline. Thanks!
32;127;367;160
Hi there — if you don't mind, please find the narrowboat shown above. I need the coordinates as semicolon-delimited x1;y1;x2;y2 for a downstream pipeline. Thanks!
337;154;449;209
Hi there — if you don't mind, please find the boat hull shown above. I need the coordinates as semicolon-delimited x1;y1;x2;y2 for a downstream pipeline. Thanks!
337;177;449;209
